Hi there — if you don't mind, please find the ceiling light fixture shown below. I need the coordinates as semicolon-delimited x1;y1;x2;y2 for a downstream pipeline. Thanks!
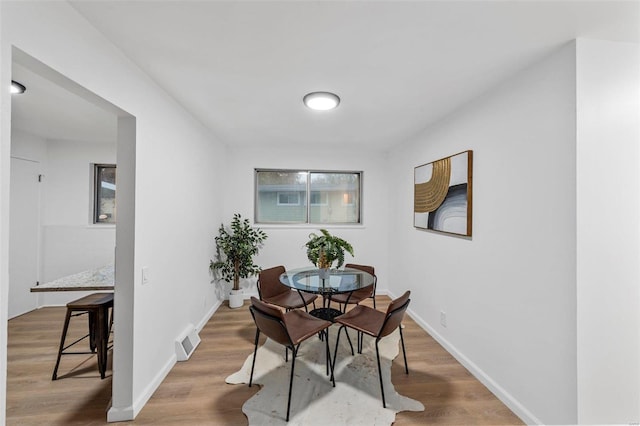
11;80;26;95
303;91;340;111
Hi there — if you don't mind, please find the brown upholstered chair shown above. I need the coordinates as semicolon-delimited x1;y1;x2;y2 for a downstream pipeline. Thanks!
249;297;335;421
257;265;317;312
329;263;377;311
332;291;411;408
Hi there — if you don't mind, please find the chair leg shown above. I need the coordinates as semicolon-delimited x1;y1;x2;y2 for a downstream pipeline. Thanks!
295;290;309;312
375;340;386;408
331;325;345;379
52;308;73;380
249;328;260;387
399;325;409;374
343;328;355;356
286;346;298;422
324;329;335;386
324;328;329;376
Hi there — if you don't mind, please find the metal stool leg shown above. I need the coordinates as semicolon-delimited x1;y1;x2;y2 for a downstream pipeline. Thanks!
52;308;73;380
96;306;107;378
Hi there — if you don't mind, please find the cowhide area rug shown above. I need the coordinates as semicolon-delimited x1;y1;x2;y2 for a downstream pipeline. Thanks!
226;325;424;425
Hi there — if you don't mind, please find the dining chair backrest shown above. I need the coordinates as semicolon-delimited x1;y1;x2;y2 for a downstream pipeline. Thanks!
344;263;374;276
344;263;377;295
257;265;288;300
249;296;291;347
379;290;411;338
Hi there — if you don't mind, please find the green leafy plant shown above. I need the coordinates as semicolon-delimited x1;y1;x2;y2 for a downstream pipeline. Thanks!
305;229;354;269
210;213;268;291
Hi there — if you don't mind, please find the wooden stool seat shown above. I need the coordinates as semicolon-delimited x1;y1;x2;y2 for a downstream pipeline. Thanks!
52;292;114;380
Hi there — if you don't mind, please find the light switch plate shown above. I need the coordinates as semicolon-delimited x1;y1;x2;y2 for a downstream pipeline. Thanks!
142;266;149;285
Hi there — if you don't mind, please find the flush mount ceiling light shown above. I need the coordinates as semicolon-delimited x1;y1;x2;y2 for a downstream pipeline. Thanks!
303;91;340;111
11;80;26;95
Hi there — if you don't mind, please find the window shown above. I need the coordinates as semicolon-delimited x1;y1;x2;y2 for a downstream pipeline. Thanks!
94;164;116;224
310;191;328;206
277;191;301;206
255;169;361;224
342;191;355;206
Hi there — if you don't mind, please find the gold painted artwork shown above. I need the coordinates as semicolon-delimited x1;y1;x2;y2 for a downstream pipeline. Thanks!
414;157;451;213
414;150;472;236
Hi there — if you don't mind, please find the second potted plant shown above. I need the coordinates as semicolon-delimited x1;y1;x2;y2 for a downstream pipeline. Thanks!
210;213;268;308
305;229;354;279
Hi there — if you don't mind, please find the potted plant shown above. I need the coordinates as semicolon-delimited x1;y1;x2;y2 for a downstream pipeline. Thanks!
305;229;354;279
210;213;268;308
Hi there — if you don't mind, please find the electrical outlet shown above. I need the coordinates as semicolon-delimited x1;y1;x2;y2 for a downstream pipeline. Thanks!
440;311;447;327
142;267;150;285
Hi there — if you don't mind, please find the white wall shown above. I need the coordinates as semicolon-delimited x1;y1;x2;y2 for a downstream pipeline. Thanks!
0;2;226;422
224;146;390;296
0;1;8;417
388;43;578;424
576;38;640;424
42;140;115;226
10;128;47;161
9;130;118;307
40;139;117;307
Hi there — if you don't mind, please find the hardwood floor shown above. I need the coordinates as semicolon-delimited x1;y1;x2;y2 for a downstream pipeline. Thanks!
7;296;524;425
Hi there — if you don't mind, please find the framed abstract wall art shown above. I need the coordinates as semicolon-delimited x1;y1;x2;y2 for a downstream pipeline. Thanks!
414;150;473;236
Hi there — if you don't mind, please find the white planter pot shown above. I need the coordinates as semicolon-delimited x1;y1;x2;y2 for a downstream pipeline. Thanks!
318;268;330;280
228;289;244;309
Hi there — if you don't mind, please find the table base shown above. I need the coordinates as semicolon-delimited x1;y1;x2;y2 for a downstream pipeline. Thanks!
310;307;343;322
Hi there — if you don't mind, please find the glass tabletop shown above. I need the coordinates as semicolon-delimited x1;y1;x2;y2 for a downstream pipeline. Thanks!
279;266;375;295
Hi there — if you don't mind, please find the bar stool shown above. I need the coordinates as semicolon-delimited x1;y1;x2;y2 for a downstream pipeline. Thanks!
52;292;114;380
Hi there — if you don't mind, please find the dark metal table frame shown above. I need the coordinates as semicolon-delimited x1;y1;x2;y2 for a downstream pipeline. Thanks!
279;267;375;321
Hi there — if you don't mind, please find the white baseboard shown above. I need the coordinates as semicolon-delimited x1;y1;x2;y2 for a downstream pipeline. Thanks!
107;354;177;422
197;298;222;331
106;403;135;422
107;297;225;422
107;407;134;423
403;304;541;425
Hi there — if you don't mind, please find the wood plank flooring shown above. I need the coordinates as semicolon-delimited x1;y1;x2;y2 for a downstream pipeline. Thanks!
7;296;524;425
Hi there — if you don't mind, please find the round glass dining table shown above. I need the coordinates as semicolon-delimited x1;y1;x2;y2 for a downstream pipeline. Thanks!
279;266;375;321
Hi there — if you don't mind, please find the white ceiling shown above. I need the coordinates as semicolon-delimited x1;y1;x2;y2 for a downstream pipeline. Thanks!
12;1;640;151
11;62;117;144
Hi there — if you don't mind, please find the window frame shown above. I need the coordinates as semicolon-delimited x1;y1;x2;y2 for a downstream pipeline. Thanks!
93;163;116;224
276;191;301;206
255;168;362;225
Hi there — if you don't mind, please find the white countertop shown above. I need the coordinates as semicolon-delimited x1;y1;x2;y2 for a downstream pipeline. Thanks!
31;264;114;292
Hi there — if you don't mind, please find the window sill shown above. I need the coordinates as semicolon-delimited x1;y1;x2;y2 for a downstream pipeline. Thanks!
86;224;116;229
255;224;366;230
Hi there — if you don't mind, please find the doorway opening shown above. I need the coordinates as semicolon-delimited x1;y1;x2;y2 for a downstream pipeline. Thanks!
5;47;136;422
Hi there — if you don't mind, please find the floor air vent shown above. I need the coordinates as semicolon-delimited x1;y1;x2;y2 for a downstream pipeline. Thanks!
175;324;201;361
